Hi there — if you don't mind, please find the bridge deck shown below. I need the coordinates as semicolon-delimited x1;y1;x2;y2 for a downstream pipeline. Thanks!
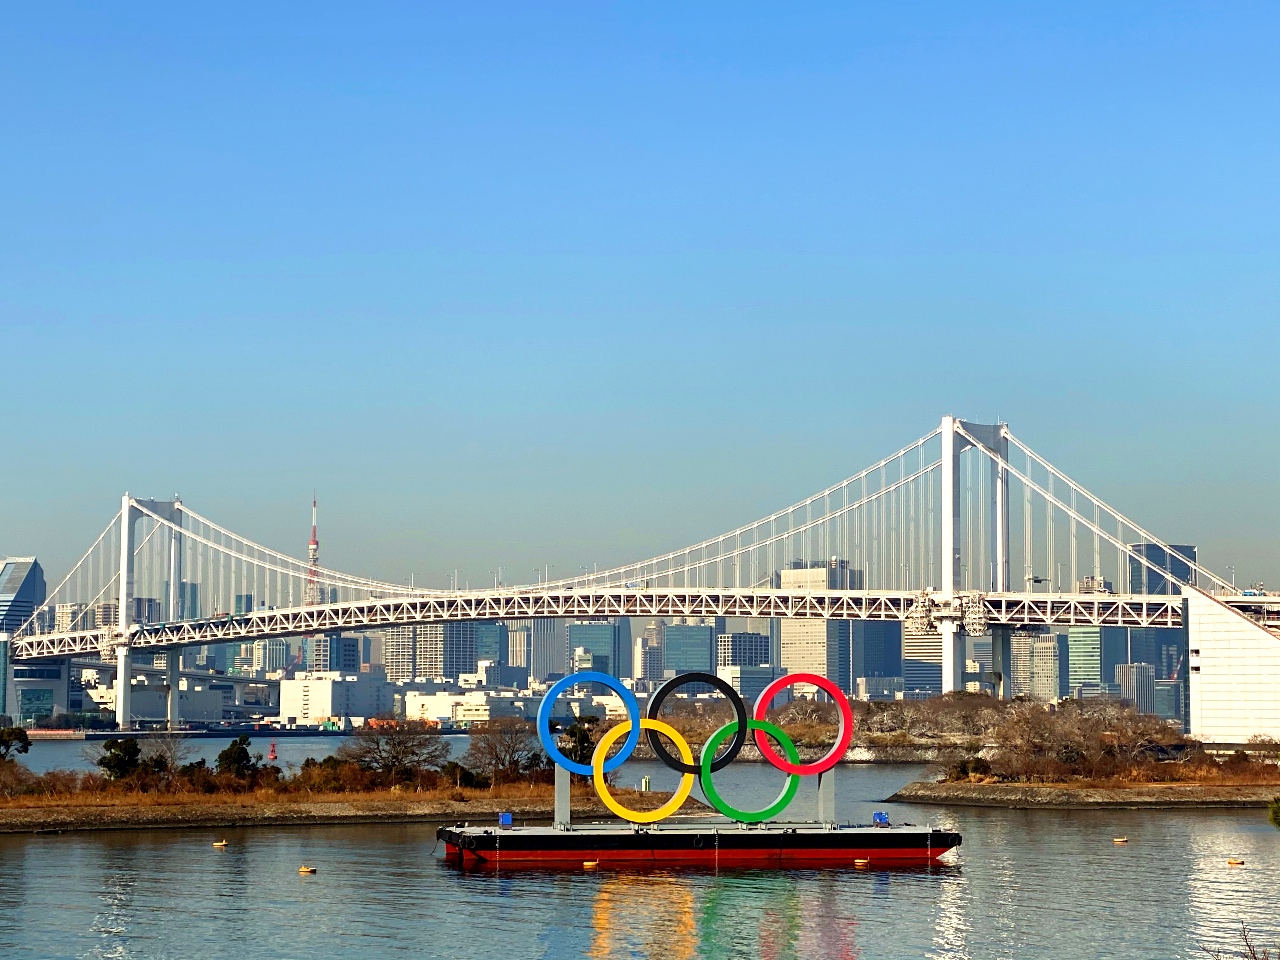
10;589;1193;660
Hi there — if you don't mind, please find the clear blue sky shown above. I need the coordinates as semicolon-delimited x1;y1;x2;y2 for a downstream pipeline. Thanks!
2;3;1277;587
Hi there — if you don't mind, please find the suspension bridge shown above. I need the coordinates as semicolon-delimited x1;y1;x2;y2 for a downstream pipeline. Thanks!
5;416;1278;737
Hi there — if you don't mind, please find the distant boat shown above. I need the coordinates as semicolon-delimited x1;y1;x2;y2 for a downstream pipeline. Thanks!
212;840;228;849
1227;858;1245;866
1112;837;1128;844
298;865;317;875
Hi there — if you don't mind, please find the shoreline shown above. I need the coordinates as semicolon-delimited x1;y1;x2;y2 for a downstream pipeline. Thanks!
890;780;1280;809
0;791;700;835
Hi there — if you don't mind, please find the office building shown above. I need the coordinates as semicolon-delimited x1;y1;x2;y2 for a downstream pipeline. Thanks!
855;621;903;679
967;636;993;675
1030;637;1067;702
253;638;290;673
902;624;942;697
0;558;45;633
310;632;361;673
1008;632;1035;698
1066;626;1127;689
234;594;255;615
718;664;788;707
278;672;394;725
717;631;770;668
383;626;418;682
779;562;853;694
414;622;479;679
1128;543;1197;595
55;602;90;634
474;621;509;666
132;597;162;625
664;621;715;673
1154;680;1183;722
93;601;119;630
530;618;567;682
569;619;618;677
1115;662;1157;715
507;625;531;669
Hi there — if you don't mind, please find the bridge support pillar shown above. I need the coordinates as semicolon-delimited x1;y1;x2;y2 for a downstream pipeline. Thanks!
115;645;131;731
940;618;964;694
989;626;1012;700
166;654;180;730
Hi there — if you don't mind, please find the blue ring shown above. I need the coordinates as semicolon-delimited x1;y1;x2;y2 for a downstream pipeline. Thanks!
536;671;640;776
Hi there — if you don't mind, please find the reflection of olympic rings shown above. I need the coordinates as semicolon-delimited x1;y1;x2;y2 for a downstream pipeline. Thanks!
536;670;855;823
592;718;695;823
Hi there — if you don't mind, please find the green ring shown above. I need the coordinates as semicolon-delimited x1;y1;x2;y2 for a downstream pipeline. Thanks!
699;719;801;823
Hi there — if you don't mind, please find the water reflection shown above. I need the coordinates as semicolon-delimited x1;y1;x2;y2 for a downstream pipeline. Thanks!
588;874;696;959
0;767;1275;960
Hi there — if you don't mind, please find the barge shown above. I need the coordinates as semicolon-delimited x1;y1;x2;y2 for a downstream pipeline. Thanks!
439;820;961;869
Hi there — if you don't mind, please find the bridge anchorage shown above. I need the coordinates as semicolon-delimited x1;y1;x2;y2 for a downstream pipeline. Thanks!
2;416;1276;741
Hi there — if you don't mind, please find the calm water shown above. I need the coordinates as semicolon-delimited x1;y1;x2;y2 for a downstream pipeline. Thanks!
1;764;1277;959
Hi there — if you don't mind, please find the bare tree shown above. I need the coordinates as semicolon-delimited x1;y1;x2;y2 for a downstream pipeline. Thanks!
462;718;542;786
1202;922;1277;960
336;720;450;785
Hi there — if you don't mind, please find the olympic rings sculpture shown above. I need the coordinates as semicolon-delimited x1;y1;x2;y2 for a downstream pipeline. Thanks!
535;670;855;823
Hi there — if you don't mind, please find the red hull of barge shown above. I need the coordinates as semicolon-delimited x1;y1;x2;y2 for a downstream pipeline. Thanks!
439;823;961;870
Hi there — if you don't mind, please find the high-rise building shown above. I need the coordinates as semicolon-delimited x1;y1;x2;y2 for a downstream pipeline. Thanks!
718;664;788;706
664;622;715;672
717;632;770;668
855;621;903;680
1030;638;1065;702
55;602;90;633
383;626;418;682
902;624;942;696
253;638;290;673
1154;679;1183;722
1116;662;1157;715
310;633;361;673
414;623;479;679
507;626;531;669
133;597;162;625
93;601;119;630
0;558;45;633
779;562;852;694
530;618;567;682
1066;626;1127;690
234;594;255;615
638;639;664;681
474;621;509;666
1008;632;1036;698
569;619;633;678
1128;544;1197;595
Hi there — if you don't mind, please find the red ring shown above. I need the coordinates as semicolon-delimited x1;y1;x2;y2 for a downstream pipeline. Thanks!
751;672;854;776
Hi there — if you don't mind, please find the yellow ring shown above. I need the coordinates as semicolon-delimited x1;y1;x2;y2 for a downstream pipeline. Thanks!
591;718;695;823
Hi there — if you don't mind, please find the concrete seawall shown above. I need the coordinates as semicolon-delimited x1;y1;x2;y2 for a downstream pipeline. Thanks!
890;780;1280;809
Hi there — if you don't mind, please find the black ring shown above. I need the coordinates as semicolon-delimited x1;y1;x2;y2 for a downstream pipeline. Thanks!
645;672;748;774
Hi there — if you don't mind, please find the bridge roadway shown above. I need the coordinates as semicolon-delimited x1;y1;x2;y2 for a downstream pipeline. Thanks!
13;588;1193;660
